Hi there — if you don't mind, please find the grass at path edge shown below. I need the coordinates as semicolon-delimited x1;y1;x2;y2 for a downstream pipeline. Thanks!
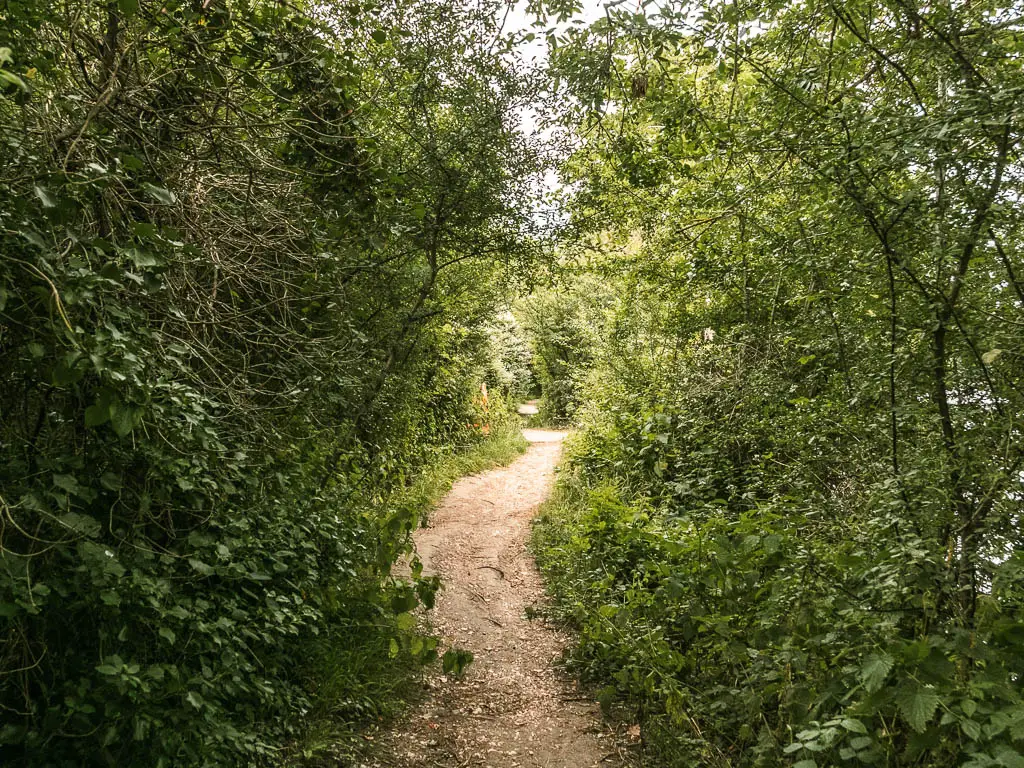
400;422;529;528
283;423;529;766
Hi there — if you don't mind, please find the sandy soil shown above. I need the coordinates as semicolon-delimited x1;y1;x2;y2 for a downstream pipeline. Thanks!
364;429;627;768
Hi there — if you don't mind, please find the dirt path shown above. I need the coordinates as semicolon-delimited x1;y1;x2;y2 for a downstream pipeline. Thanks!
516;399;539;416
366;429;623;768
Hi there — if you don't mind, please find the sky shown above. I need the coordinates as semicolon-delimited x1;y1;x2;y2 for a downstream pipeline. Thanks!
500;0;608;66
496;0;610;211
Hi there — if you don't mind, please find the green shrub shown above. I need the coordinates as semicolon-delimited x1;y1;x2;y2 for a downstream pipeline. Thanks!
536;2;1024;764
287;419;527;765
534;341;1024;767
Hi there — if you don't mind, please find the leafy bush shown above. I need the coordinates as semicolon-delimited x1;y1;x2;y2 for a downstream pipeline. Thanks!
536;339;1024;766
0;0;540;764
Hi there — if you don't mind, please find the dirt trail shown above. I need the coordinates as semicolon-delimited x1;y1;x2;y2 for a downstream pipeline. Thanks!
366;429;623;768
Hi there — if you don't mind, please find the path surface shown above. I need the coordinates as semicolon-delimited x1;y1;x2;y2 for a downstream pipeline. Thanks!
516;399;539;416
366;429;623;768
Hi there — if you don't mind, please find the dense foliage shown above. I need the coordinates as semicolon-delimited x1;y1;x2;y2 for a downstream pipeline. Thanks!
515;275;609;421
6;0;1024;765
532;0;1024;766
0;0;540;764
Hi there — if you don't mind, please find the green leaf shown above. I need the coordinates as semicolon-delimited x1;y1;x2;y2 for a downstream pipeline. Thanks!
110;403;136;437
58;512;101;538
188;558;214;576
34;185;57;209
142;182;176;205
371;30;388;44
85;403;109;427
840;718;868;734
120;154;144;171
995;747;1024;768
158;627;176;645
982;349;1003;365
96;656;123;675
389;637;400;658
793;761;817;768
130;249;160;268
961;719;982;741
442;647;474;678
395;612;417;631
52;474;80;494
117;0;139;15
860;652;893;693
0;69;28;92
896;683;940;733
132;222;159;238
391;591;418;613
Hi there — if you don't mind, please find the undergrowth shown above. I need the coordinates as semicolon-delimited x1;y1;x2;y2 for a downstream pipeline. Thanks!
532;370;1024;767
401;416;529;529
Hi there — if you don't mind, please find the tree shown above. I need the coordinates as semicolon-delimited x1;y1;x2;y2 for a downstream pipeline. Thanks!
532;0;1024;764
